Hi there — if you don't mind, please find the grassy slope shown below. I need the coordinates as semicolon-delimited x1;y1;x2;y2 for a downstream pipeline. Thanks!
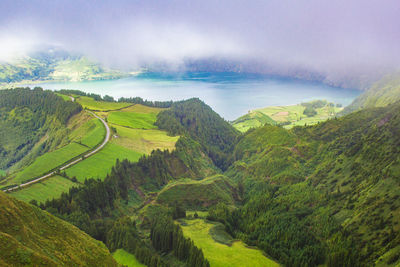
0;53;128;85
10;176;79;203
10;142;88;185
157;175;235;209
112;249;146;267
180;218;279;267
65;143;142;182
0;191;117;266
55;93;72;101
108;112;157;129
112;125;179;154
65;104;177;181
228;102;400;265
233;101;342;132
76;96;131;111
69;118;105;148
342;74;400;115
232;111;276;132
6;114;105;186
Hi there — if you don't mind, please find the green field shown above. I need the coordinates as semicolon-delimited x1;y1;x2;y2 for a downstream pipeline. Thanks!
112;249;146;267
65;143;143;182
232;111;276;132
157;175;235;209
56;93;73;101
108;111;157;129
233;100;343;131
76;96;131;111
10;175;79;203
121;104;164;114
69;118;105;148
10;142;89;185
180;218;279;267
112;125;179;154
0;170;5;176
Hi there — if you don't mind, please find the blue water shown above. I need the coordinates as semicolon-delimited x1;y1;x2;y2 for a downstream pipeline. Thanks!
30;72;360;120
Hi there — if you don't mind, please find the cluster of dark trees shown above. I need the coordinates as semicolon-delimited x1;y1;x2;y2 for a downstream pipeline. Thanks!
57;89;114;102
151;216;210;267
38;136;214;265
1;87;81;124
106;217;166;267
118;96;173;108
155;98;240;170
57;89;173;107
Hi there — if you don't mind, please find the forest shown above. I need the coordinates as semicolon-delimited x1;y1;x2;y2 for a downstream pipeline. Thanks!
2;88;400;266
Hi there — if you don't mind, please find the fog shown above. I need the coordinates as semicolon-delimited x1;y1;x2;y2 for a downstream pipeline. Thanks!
1;0;399;87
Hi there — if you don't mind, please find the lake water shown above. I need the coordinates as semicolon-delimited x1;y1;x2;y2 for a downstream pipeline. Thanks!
29;72;360;120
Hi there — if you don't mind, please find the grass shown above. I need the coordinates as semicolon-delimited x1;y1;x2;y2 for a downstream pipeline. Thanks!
112;125;179;154
69;118;105;148
257;103;342;128
108;112;157;129
76;96;131;111
65;143;143;182
56;93;72;101
0;170;5;176
179;218;279;267
0;191;117;266
232;111;276;132
112;249;146;267
10;175;79;203
157;175;235;209
232;100;343;131
10;142;89;185
120;104;164;114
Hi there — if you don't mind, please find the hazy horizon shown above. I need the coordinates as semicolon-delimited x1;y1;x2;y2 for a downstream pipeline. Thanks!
1;0;399;87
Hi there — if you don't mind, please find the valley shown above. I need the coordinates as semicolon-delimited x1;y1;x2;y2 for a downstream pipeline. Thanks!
3;90;178;203
1;74;400;266
1;1;398;266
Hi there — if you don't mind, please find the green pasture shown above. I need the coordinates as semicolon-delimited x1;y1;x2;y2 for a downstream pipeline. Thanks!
112;125;178;154
65;143;142;182
69;118;105;148
10;175;79;203
76;96;131;111
180;218;279;267
112;249;146;267
108;111;157;129
10;142;88;185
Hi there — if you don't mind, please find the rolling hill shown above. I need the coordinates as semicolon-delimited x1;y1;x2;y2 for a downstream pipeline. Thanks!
0;191;117;266
0;48;130;86
342;73;400;115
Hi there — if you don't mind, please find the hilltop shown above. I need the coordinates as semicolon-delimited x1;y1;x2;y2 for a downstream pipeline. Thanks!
0;48;132;86
232;99;342;132
342;73;400;115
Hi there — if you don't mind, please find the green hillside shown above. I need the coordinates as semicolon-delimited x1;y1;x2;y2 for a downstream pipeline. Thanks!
157;175;236;209
5;93;400;266
231;111;276;132
179;217;279;267
0;191;117;266
232;99;342;132
224;102;400;266
342;73;400;115
0;50;129;86
0;88;82;183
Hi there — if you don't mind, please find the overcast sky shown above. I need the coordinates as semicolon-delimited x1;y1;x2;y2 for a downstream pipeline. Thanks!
0;0;399;83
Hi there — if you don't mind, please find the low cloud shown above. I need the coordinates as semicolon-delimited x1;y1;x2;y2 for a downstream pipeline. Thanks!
0;0;399;86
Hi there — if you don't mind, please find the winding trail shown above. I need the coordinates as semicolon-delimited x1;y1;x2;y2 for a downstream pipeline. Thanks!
4;110;110;192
